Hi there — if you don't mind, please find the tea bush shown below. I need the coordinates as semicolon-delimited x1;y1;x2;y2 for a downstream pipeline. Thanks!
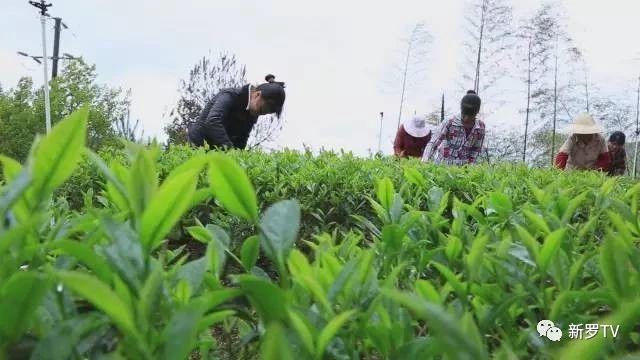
1;109;639;359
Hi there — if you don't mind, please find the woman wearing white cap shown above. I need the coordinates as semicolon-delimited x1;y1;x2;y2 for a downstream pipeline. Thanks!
393;116;432;158
554;113;611;171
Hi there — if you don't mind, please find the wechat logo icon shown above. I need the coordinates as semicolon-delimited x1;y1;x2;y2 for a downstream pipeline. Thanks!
537;320;562;341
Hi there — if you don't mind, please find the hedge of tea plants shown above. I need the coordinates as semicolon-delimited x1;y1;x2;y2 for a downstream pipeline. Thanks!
1;109;639;359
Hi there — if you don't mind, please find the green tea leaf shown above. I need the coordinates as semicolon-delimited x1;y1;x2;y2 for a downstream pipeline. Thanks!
466;233;489;281
539;229;566;272
315;310;357;360
161;302;206;360
0;155;22;182
197;310;236;333
175;257;207;296
54;240;113;284
140;164;201;250
30;107;88;204
259;200;301;265
432;262;466;298
289;310;315;355
376;178;395;211
235;275;288;324
209;153;259;222
415;279;441;304
0;168;31;219
404;167;426;187
381;289;486;360
100;217;146;292
241;235;260;271
600;235;631;300
56;271;137;337
126;148;158;218
523;210;551;235
486;192;512;218
561;190;589;223
514;225;540;261
261;322;294;360
0;272;50;341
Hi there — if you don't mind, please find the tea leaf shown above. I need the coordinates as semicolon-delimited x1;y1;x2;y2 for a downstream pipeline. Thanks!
161;302;206;360
315;310;357;360
289;310;315;355
240;235;260;271
539;229;565;272
259;200;301;265
382;289;486;360
140;164;202;250
261;322;295;360
31;107;88;204
197;310;236;333
209;153;259;222
0;272;50;341
376;178;395;211
54;240;113;284
404;167;426;187
56;270;137;337
236;275;288;324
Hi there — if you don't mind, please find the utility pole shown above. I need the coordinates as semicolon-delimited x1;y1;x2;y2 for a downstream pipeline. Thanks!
551;34;559;167
633;75;640;178
440;93;445;124
378;112;384;154
51;17;68;78
29;0;53;133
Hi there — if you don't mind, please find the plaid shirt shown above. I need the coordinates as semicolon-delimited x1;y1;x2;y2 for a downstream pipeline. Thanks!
422;116;485;165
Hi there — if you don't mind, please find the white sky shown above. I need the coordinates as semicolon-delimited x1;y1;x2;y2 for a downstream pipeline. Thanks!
1;0;639;155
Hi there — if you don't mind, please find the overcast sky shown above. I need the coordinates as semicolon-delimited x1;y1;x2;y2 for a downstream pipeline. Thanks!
1;0;639;155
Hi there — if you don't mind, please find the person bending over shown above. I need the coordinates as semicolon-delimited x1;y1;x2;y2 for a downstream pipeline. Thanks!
394;116;432;158
188;74;286;150
423;90;485;165
607;131;627;176
554;113;610;171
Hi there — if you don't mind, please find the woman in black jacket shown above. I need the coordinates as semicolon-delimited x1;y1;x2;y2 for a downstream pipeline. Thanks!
187;74;286;149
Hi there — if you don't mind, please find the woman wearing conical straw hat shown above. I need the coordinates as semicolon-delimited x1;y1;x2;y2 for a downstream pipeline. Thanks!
554;113;611;171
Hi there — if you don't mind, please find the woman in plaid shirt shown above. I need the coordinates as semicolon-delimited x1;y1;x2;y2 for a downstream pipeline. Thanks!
423;90;485;165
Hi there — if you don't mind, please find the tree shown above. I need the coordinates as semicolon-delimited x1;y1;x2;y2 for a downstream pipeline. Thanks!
114;91;144;143
461;0;514;95
517;3;559;163
0;58;133;161
485;129;523;163
393;23;432;130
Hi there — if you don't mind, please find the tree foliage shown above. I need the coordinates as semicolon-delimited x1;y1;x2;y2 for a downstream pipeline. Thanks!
0;58;132;161
461;0;514;94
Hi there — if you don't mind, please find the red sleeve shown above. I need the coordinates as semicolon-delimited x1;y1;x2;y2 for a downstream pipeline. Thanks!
555;152;568;169
596;152;611;171
393;126;404;156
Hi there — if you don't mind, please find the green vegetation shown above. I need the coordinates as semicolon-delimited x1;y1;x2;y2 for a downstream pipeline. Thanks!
1;109;639;359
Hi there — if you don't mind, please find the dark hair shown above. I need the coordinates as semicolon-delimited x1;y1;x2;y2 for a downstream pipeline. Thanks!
256;74;286;117
461;90;481;117
609;131;626;145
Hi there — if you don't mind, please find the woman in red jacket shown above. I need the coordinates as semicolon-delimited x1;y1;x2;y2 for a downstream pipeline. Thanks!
554;113;611;171
394;116;432;158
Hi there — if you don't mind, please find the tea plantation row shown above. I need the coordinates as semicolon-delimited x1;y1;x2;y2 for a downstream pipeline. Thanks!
1;109;639;359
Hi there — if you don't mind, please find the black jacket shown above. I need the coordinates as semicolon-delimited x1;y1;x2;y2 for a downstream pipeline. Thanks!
188;85;257;149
